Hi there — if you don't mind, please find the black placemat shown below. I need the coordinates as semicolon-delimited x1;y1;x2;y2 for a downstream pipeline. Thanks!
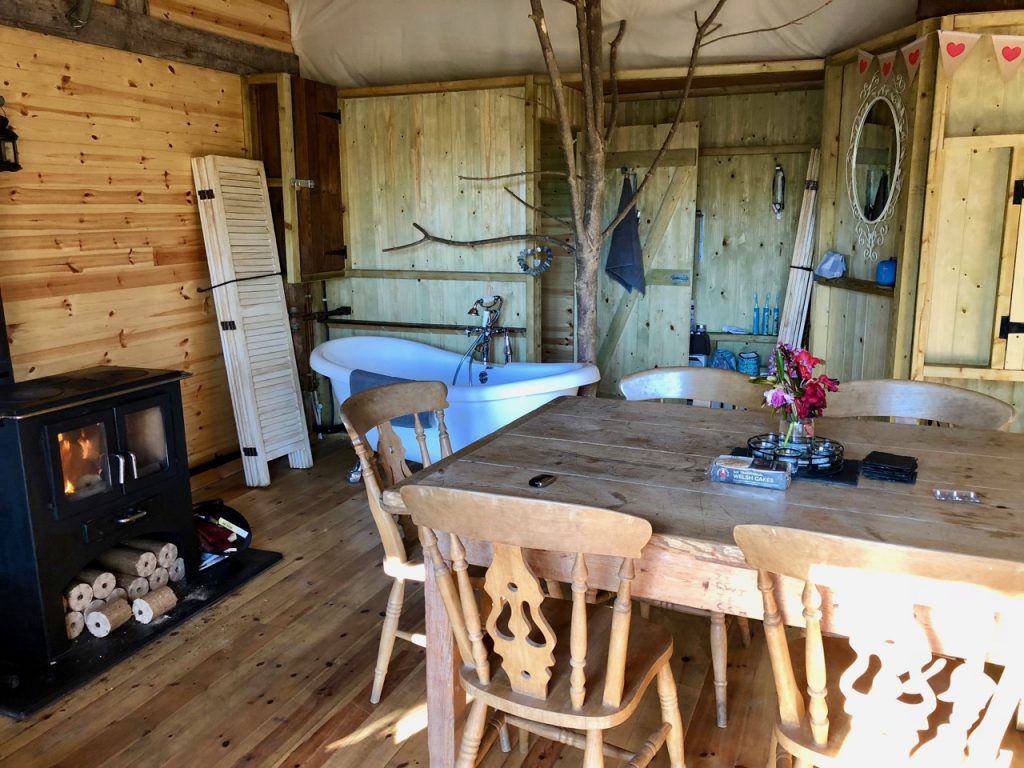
730;447;861;486
0;548;283;719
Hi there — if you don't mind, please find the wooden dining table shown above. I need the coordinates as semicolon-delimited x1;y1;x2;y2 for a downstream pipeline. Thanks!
381;395;1024;767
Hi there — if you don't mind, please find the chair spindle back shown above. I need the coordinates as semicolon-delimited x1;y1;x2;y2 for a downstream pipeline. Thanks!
340;381;452;563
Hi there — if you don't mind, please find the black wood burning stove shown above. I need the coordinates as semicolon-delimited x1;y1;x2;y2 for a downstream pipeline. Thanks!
0;366;199;671
0;287;281;718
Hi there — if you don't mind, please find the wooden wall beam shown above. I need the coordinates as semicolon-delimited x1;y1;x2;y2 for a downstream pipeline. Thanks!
0;0;297;76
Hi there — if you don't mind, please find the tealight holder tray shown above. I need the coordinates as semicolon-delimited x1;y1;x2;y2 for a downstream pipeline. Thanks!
747;433;845;477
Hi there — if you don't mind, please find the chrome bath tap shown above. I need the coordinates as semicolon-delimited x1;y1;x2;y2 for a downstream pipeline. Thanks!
454;295;513;385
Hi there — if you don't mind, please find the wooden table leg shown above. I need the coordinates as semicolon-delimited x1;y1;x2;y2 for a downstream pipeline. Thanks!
425;550;463;767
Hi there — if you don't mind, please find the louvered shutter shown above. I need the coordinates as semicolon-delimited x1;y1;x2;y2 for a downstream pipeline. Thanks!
192;156;312;487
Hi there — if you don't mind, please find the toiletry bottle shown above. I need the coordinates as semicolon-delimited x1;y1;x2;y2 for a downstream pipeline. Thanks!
772;296;780;336
690;301;696;334
752;293;760;338
761;294;770;335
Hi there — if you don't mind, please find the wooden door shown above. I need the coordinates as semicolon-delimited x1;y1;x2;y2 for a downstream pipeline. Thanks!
596;123;699;396
920;140;1024;373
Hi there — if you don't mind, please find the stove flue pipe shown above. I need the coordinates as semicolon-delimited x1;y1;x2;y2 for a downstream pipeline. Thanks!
66;0;95;30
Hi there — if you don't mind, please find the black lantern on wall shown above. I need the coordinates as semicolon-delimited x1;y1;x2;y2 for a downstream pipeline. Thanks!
0;97;22;173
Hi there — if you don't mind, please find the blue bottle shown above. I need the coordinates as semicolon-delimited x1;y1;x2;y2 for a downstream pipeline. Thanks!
772;297;780;336
752;293;760;337
761;294;770;335
876;258;897;287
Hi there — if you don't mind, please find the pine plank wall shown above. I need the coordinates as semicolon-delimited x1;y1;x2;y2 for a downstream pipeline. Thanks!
0;17;290;465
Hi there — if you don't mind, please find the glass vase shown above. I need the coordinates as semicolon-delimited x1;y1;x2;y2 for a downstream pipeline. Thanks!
780;416;814;448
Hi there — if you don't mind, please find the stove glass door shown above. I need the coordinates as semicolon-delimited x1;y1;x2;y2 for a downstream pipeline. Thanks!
122;404;168;479
55;422;113;501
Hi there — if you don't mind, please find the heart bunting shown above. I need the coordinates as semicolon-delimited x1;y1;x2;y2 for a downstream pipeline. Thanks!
877;51;897;80
991;34;1024;81
857;49;874;79
900;35;927;82
937;30;982;76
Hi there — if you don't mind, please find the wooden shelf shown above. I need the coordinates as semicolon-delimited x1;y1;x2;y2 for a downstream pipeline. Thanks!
709;333;778;343
814;275;894;297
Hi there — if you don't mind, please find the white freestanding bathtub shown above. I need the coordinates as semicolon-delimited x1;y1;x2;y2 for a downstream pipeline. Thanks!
310;336;600;457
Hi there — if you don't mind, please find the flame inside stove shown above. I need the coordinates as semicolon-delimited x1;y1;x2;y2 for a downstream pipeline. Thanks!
57;428;104;497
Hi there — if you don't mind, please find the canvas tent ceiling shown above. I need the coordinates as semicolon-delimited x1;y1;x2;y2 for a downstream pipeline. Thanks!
288;0;918;89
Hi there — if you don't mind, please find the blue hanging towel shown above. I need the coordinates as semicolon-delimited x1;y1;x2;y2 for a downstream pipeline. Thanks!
604;175;645;295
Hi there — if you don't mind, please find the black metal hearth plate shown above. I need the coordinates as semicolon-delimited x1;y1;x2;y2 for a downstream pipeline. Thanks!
0;548;283;719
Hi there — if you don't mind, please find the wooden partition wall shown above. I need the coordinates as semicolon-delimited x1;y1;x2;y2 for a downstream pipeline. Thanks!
331;81;549;362
809;20;939;384
0;25;251;465
330;64;824;395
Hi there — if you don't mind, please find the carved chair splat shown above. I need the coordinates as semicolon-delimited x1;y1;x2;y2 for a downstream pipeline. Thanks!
735;524;1024;768
401;485;686;768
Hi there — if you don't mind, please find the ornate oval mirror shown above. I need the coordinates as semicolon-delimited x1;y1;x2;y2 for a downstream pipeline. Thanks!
845;77;907;262
852;97;899;223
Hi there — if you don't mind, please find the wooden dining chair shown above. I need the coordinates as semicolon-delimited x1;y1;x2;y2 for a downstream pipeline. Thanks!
400;485;686;768
340;380;453;705
825;379;1016;430
619;366;766;410
620;365;761;728
734;524;1024;767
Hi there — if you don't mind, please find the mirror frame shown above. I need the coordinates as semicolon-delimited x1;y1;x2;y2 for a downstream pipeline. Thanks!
845;74;908;262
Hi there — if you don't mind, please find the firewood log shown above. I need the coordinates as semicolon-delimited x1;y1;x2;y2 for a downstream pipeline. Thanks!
148;567;169;591
87;599;106;614
168;557;185;583
63;582;94;613
105;588;128;604
65;611;84;640
132;587;177;624
123;538;178;569
113;572;150;601
96;547;156;577
85;598;132;638
77;568;115;600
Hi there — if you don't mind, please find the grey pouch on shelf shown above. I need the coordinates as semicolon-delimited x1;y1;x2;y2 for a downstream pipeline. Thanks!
815;250;847;278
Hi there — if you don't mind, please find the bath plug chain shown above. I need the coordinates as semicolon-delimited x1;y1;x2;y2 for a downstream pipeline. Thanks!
517;246;553;276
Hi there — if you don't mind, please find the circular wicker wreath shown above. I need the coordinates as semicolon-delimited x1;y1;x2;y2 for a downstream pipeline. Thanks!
517;246;554;276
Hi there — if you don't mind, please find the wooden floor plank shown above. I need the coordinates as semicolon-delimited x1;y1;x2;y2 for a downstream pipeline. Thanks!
0;439;782;768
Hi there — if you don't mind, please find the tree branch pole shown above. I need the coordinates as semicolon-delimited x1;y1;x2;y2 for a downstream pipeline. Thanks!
600;0;728;239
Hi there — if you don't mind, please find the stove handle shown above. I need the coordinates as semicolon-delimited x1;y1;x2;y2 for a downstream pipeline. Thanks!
126;451;138;481
115;509;148;525
111;453;126;485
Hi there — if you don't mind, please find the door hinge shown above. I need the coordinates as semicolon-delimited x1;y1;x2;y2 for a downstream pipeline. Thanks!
242;447;259;457
197;188;215;200
1013;179;1023;206
290;178;316;189
998;315;1024;339
220;320;237;331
